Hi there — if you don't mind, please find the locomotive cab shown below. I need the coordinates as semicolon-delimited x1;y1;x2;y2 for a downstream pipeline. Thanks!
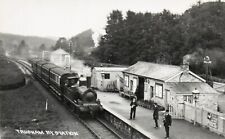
65;76;79;87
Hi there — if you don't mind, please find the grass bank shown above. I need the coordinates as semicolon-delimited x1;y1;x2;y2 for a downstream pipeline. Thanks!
0;81;62;138
0;56;25;90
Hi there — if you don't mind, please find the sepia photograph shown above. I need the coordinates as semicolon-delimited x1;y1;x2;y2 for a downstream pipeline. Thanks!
0;0;225;138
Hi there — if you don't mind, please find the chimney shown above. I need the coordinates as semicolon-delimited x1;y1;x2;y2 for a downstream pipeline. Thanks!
181;57;189;71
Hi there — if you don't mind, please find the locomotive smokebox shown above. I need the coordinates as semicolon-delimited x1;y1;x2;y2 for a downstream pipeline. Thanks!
85;92;96;102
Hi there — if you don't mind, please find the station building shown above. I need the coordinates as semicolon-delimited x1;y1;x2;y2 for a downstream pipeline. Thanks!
121;61;220;118
91;67;127;92
50;48;70;68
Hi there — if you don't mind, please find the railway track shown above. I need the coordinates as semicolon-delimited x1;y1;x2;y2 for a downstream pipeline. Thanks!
12;58;125;139
75;116;124;139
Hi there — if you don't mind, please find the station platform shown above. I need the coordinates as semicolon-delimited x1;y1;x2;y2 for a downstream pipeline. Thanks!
97;91;224;139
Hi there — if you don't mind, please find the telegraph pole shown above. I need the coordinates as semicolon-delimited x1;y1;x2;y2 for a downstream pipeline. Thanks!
69;40;73;71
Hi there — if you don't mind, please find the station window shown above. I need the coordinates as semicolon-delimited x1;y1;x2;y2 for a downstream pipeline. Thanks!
130;80;133;91
144;83;148;92
183;95;193;103
155;83;163;98
101;73;110;79
56;75;60;84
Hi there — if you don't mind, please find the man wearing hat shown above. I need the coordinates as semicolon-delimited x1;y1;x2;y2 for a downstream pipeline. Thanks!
163;109;172;139
129;96;137;119
153;103;159;128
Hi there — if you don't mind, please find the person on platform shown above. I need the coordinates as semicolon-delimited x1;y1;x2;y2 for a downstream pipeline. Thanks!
130;96;137;120
153;103;159;128
163;109;172;139
79;74;87;86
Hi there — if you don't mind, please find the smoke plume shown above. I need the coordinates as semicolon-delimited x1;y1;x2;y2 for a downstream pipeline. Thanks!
91;28;105;47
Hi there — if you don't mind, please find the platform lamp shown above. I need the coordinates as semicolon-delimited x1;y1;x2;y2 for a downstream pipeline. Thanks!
192;88;200;125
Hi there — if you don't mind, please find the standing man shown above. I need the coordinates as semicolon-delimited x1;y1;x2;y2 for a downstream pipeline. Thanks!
163;109;172;139
153;103;159;128
130;96;137;120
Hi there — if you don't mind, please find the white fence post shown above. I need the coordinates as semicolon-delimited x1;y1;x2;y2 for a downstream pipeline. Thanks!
45;99;48;111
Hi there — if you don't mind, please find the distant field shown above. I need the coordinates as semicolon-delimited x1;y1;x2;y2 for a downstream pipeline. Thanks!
0;56;25;89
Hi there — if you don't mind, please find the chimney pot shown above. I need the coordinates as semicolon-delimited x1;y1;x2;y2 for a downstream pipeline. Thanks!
181;63;189;71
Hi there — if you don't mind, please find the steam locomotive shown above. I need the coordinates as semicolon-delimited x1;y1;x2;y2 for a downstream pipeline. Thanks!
29;58;103;116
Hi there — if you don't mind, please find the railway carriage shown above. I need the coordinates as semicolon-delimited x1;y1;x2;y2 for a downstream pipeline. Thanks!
49;67;79;97
36;61;49;78
29;58;103;116
42;63;59;85
29;58;41;74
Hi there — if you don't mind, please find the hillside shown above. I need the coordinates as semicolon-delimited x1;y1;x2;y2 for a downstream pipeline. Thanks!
70;29;95;49
0;32;56;51
70;29;95;57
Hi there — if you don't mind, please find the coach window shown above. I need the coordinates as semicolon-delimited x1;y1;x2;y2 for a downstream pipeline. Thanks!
124;75;129;87
56;75;58;83
53;73;56;81
155;83;163;98
57;75;60;84
50;72;52;79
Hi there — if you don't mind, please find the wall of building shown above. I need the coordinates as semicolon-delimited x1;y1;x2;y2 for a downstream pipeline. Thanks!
184;102;225;136
123;74;171;108
123;73;139;95
91;70;124;91
144;78;165;107
168;93;219;119
50;53;70;67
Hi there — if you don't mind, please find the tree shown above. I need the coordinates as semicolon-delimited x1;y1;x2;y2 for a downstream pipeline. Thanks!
92;1;225;79
93;9;182;65
39;43;46;52
0;40;5;56
52;37;70;52
93;10;125;64
17;40;29;58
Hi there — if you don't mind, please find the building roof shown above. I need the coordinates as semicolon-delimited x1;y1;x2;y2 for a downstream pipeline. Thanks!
213;82;225;93
51;48;69;55
94;67;127;72
123;61;184;81
166;82;219;94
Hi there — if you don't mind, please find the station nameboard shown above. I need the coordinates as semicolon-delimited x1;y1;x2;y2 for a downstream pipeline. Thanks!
207;112;218;129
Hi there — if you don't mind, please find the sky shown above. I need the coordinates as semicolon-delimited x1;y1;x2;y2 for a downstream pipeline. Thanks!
0;0;216;38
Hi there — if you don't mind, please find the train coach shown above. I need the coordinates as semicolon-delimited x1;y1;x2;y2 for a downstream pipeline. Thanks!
29;58;103;116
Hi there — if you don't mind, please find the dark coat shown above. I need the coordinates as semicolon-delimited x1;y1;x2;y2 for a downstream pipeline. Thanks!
153;108;159;120
130;101;137;109
163;114;172;126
